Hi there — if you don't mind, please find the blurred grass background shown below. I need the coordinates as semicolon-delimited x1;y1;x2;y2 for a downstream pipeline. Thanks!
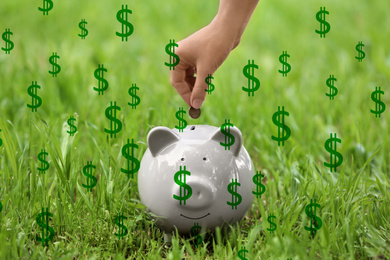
0;0;389;259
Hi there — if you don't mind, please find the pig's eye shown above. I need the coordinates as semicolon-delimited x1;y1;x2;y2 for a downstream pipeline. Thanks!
203;157;207;161
191;126;195;130
181;158;185;161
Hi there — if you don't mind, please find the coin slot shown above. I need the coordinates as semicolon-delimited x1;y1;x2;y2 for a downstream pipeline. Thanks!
191;126;195;130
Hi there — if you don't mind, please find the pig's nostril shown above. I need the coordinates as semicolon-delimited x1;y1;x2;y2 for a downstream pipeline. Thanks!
197;192;201;197
203;157;207;161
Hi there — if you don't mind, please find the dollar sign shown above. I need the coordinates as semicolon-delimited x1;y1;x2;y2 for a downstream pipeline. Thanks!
371;86;385;118
37;149;49;174
121;139;140;178
173;166;192;205
278;51;291;77
165;39;180;70
238;246;248;260
267;213;277;233
220;119;235;150
38;0;53;15
324;133;343;172
1;28;13;54
190;223;202;247
116;5;134;41
242;60;260;96
355;41;365;62
27;81;42;112
82;161;97;192
315;7;330;38
271;106;291;146
36;207;55;247
175;107;187;132
205;74;215;94
227;178;242;210
326;75;338;100
128;84;140;109
93;64;109;95
67;116;77;136
104;102;122;138
114;213;128;239
0;129;2;147
252;171;265;198
78;19;88;39
304;199;322;237
49;52;61;77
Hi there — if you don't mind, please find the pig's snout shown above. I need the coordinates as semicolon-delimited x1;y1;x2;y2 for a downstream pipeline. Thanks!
173;177;216;209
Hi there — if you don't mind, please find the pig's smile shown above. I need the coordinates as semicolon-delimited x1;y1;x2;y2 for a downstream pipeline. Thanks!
180;213;210;220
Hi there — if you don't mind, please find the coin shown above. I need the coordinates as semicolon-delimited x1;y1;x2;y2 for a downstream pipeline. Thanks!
189;107;201;119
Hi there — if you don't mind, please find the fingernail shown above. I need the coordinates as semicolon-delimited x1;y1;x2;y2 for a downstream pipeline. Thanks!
192;99;203;109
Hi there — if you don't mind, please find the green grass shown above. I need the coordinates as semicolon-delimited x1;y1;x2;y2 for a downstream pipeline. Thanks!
0;0;389;259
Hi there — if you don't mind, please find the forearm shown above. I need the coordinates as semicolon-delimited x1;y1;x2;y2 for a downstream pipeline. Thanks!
213;0;259;47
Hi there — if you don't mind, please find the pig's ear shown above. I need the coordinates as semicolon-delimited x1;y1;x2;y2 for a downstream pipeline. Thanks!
148;126;180;157
210;126;242;157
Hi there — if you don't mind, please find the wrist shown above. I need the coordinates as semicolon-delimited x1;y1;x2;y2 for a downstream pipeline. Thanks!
211;13;244;49
213;0;259;49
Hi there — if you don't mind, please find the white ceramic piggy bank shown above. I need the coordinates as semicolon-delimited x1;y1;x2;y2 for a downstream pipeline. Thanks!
138;125;255;243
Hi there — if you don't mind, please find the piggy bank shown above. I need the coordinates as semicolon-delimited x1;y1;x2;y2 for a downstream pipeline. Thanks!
138;125;255;243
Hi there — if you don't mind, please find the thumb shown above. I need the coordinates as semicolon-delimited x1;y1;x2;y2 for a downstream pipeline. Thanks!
191;69;212;109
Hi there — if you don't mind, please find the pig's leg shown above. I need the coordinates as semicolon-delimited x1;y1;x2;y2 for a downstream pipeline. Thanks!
164;233;172;245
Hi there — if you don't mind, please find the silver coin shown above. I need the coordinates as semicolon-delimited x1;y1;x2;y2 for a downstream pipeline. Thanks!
189;107;201;119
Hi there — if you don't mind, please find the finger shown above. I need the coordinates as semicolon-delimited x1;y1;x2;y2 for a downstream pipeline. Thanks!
190;68;212;109
170;62;192;107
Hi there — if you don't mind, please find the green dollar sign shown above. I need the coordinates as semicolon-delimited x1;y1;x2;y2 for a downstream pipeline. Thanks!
37;149;49;174
252;171;265;198
67;116;77;136
82;161;97;192
128;84;140;109
242;60;260;96
205;74;214;94
175;107;187;132
38;0;53;15
49;52;61;77
104;101;122;138
165;39;180;70
78;19;88;39
315;7;330;38
278;51;291;77
304;199;322;238
93;64;108;95
267;213;277;233
371;87;385;118
1;28;13;54
173;166;192;205
27;81;42;112
36;207;55;247
238;246;248;260
116;5;134;41
355;41;365;62
271;106;291;146
190;222;202;247
220;119;235;150
326;75;338;100
324;133;343;172
0;129;2;147
114;213;128;239
227;178;242;210
121;139;140;178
